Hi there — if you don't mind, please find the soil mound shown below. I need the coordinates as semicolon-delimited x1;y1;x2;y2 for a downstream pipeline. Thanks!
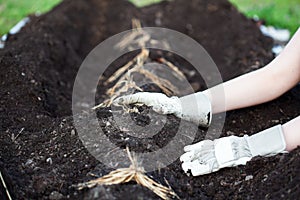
0;0;299;199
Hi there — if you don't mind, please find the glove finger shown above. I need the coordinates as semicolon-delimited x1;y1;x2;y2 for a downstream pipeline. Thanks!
114;92;157;106
184;142;204;152
113;93;141;106
181;147;215;163
181;161;197;174
152;105;165;114
190;162;215;176
180;151;194;163
195;151;216;164
184;140;214;152
182;161;211;176
152;104;175;115
114;92;168;107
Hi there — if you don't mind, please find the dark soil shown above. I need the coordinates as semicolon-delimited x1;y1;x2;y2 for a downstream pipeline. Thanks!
0;0;299;199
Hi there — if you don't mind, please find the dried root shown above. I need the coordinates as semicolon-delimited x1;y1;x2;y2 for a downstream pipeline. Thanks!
105;48;149;84
77;148;179;200
0;171;12;200
158;58;186;81
94;19;187;109
137;67;179;95
88;19;184;199
115;18;149;50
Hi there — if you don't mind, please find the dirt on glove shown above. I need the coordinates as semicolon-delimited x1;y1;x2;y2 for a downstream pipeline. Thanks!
0;0;299;199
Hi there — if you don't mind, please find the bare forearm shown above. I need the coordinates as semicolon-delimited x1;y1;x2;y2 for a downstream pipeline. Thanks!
283;116;300;151
204;28;300;113
204;67;280;113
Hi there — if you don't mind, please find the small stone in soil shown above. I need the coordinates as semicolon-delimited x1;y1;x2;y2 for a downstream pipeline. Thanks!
49;191;64;200
46;157;53;165
245;175;253;181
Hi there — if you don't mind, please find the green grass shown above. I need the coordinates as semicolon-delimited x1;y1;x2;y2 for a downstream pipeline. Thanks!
0;0;299;36
0;0;62;35
129;0;164;7
229;0;300;34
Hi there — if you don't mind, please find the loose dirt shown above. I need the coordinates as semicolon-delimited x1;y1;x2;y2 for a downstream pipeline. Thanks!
0;0;299;199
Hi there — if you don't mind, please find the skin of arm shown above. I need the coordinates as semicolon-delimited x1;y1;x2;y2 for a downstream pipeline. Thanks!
184;28;300;151
283;116;300;151
203;27;300;113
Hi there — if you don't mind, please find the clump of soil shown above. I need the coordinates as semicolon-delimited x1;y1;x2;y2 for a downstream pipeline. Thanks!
0;0;299;199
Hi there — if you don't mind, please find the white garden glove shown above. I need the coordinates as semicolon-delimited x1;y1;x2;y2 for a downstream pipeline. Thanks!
180;125;287;176
113;92;212;127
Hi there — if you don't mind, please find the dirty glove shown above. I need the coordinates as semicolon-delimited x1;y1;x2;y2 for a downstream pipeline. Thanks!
113;92;212;127
180;125;286;176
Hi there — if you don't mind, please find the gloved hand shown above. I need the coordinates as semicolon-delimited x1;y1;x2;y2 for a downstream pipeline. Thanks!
180;125;287;176
113;92;212;127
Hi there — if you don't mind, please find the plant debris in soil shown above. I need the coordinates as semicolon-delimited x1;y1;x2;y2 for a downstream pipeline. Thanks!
77;147;179;200
0;0;299;199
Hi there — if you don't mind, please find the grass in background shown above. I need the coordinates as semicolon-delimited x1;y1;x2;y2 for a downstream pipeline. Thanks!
0;0;61;35
0;0;161;35
129;0;164;7
0;0;299;36
229;0;300;34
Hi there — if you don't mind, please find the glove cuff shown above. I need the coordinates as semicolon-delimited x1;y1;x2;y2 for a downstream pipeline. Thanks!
246;124;286;157
214;136;251;167
177;92;212;127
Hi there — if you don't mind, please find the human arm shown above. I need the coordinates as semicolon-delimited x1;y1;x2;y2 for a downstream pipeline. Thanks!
283;116;300;151
114;28;300;175
180;116;300;176
180;29;300;176
202;27;300;113
116;29;300;127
